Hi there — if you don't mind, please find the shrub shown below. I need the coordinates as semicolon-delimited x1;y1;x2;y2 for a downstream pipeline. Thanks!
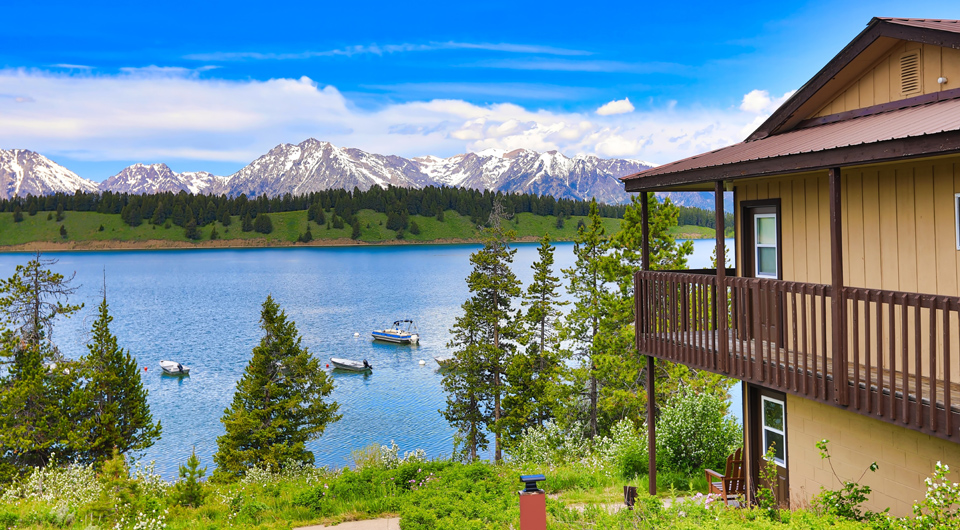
655;388;741;473
812;439;884;522
1;455;101;509
904;461;960;529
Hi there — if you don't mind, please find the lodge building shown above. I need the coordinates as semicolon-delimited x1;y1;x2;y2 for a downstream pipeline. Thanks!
622;17;960;515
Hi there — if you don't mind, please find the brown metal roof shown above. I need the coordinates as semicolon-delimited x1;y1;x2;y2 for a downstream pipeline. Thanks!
877;18;960;33
622;96;960;190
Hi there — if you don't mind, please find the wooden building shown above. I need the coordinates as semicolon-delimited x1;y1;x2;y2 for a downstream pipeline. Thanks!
621;17;960;516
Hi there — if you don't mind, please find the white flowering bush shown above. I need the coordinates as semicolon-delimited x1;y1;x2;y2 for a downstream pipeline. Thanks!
113;506;167;530
1;456;101;509
508;419;648;479
902;461;960;529
655;388;741;474
508;421;590;467
350;441;426;470
129;460;169;498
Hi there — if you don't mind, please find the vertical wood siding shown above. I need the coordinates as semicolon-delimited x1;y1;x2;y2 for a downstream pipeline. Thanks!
812;42;960;118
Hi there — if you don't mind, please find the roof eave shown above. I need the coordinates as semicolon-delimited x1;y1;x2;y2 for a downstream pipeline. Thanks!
623;129;960;192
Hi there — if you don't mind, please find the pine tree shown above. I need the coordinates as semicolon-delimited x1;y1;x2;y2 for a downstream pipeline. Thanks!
173;448;207;507
351;219;361;239
241;212;254;232
13;205;23;223
213;296;340;480
0;255;84;473
502;235;567;448
210;225;219;240
184;219;200;240
75;292;161;464
562;200;608;438
441;200;520;462
55;204;64;222
253;214;273;234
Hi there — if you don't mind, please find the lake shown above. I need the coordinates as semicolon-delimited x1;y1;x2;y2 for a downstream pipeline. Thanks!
0;238;736;477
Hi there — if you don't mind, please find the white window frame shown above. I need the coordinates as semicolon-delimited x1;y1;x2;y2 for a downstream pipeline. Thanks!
761;395;786;467
754;213;778;279
955;193;960;250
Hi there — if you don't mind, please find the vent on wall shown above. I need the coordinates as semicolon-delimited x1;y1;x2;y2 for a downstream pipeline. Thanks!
900;50;922;96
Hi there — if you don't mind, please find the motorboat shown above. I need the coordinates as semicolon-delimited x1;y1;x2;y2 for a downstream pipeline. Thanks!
372;319;420;344
159;360;190;375
330;358;372;372
434;356;455;367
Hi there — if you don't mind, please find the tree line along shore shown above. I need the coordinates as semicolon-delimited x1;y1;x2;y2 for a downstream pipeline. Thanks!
0;187;724;249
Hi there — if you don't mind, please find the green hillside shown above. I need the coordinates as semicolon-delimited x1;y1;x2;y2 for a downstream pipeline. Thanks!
0;209;626;249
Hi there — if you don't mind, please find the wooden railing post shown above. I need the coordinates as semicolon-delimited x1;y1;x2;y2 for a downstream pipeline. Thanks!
640;191;656;496
715;181;728;374
829;167;849;406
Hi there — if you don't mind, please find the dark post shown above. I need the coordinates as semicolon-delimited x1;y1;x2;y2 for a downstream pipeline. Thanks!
829;167;848;406
641;191;655;496
715;181;728;373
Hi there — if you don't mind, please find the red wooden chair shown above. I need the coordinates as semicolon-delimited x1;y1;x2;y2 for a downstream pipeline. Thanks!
705;448;745;505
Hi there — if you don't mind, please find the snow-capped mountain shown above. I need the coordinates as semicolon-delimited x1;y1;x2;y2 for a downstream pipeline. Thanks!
414;147;653;204
221;140;653;204
1;140;660;206
223;139;433;197
0;149;98;200
99;163;228;195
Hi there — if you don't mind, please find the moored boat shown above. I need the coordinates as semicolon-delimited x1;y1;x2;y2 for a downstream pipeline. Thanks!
434;356;454;367
372;319;420;344
159;360;190;375
330;358;372;372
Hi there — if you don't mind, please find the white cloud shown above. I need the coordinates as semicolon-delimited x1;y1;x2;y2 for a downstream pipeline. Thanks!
0;69;787;177
740;89;795;114
184;41;590;62
596;97;635;116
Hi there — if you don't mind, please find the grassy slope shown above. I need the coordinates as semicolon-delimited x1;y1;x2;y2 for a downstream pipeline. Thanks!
0;210;625;247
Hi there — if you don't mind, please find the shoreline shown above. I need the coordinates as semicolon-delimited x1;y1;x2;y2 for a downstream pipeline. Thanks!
0;235;567;253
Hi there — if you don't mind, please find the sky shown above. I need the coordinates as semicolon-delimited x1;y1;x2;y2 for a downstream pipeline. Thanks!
1;0;958;181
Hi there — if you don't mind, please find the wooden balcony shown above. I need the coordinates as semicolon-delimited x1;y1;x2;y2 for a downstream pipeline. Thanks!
635;270;960;442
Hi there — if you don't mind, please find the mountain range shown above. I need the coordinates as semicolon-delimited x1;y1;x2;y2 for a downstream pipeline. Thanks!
0;139;722;210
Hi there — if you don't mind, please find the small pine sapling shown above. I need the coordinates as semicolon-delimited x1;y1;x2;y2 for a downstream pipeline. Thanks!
173;448;207;507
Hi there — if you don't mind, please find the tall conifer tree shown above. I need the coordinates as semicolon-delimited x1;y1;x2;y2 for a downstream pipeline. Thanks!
502;234;567;449
213;296;340;480
562;200;607;438
441;200;520;461
76;290;161;464
0;254;83;474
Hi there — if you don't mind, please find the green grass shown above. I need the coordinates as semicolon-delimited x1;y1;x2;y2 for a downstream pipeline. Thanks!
0;459;879;530
0;209;627;248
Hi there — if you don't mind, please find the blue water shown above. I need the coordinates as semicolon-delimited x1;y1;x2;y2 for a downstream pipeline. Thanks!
0;238;736;477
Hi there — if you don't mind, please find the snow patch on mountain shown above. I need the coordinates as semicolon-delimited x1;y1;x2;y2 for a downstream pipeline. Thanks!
0;149;98;200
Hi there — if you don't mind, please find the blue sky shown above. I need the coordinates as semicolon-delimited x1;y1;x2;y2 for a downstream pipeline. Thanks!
1;0;957;181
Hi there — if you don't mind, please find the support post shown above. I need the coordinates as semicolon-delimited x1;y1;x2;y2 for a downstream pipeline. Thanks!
829;167;848;406
715;181;728;373
641;191;655;495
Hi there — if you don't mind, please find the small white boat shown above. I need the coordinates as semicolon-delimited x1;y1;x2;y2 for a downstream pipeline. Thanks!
330;358;372;372
372;319;420;344
159;360;190;375
434;356;454;367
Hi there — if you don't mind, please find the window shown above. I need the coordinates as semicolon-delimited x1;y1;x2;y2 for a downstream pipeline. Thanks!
955;193;960;250
761;396;786;466
754;213;778;278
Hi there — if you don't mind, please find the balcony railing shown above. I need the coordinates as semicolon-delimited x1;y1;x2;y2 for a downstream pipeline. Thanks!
635;270;960;441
